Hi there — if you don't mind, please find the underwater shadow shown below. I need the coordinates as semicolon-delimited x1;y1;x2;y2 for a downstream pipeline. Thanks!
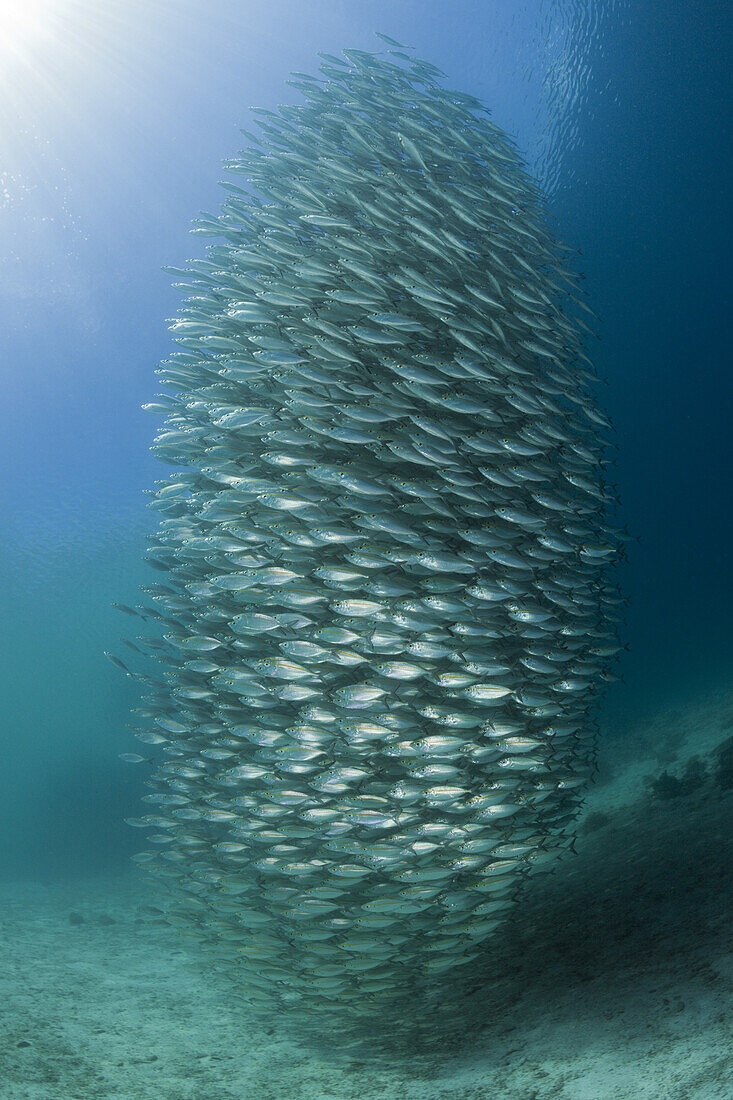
448;776;732;1055
304;771;732;1062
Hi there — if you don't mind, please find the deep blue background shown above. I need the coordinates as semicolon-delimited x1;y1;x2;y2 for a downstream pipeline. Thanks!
1;0;730;878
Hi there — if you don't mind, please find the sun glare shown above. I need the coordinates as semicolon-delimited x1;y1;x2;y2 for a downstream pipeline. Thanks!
1;0;59;54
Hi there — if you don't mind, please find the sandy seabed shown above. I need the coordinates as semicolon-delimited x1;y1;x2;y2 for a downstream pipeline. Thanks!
2;684;732;1100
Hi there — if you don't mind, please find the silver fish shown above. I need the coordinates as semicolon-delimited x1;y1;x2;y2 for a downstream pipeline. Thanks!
123;38;621;1025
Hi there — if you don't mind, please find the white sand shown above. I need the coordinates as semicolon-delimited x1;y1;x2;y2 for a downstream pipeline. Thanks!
2;683;731;1099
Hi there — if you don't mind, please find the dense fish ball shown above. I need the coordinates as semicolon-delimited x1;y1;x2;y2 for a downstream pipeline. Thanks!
124;39;623;1018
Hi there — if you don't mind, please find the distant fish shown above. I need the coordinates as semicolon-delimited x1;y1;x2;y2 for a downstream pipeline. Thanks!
104;651;132;675
112;602;142;618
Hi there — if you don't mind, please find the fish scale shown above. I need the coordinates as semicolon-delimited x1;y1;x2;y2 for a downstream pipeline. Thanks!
123;40;622;1028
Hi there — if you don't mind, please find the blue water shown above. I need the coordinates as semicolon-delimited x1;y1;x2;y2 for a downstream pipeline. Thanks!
1;0;731;1091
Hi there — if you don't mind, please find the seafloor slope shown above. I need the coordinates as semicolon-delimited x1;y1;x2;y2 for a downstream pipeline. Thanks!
2;681;731;1100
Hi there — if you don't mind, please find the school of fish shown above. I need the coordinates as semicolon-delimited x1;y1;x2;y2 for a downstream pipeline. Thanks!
119;36;624;1019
